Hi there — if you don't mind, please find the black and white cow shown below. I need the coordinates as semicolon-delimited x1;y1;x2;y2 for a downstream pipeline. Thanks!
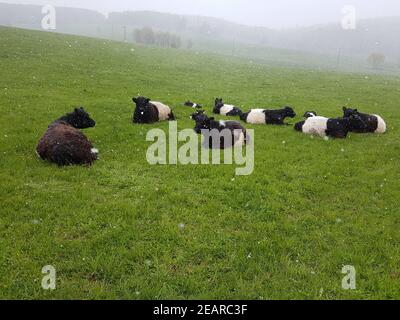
304;111;318;118
190;110;208;122
133;96;175;124
214;98;242;116
192;113;248;148
239;106;296;125
343;107;387;134
184;101;202;109
294;116;357;139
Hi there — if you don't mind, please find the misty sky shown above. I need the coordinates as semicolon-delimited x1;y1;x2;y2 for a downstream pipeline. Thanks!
3;0;400;28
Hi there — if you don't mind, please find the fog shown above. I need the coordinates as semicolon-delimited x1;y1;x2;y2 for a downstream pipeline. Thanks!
1;0;400;73
3;0;400;29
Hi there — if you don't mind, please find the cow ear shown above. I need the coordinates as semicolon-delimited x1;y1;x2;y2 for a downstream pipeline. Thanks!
343;107;347;112
146;98;150;104
132;97;137;103
354;109;358;113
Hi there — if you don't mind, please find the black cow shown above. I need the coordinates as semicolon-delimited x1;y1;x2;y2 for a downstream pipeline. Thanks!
343;107;387;134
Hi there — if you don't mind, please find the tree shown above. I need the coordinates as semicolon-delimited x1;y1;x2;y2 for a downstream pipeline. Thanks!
186;39;193;49
134;27;155;45
133;27;181;49
367;53;386;69
170;34;181;49
155;31;170;48
142;27;155;45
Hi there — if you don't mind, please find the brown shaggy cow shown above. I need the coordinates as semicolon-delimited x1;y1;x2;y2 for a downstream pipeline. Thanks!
36;107;98;166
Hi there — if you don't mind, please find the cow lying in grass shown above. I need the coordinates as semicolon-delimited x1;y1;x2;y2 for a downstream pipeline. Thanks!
240;106;296;125
214;98;242;116
191;111;248;149
36;107;98;166
133;96;175;124
184;101;202;109
343;107;387;134
294;115;359;139
190;110;208;122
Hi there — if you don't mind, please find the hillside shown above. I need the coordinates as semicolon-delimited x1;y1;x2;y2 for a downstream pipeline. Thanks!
275;17;400;61
109;10;400;62
1;3;400;73
0;3;106;30
1;26;400;299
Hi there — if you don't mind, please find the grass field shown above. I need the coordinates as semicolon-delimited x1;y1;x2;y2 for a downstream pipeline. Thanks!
0;26;400;300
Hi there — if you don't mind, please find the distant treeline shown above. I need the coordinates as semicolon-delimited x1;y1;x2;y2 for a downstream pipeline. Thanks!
133;27;182;48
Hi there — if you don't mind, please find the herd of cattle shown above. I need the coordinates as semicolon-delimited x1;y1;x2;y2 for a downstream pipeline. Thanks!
36;96;387;166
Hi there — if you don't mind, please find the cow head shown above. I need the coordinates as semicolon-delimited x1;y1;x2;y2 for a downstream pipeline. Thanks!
215;98;224;109
304;111;317;118
284;106;296;118
59;107;96;129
